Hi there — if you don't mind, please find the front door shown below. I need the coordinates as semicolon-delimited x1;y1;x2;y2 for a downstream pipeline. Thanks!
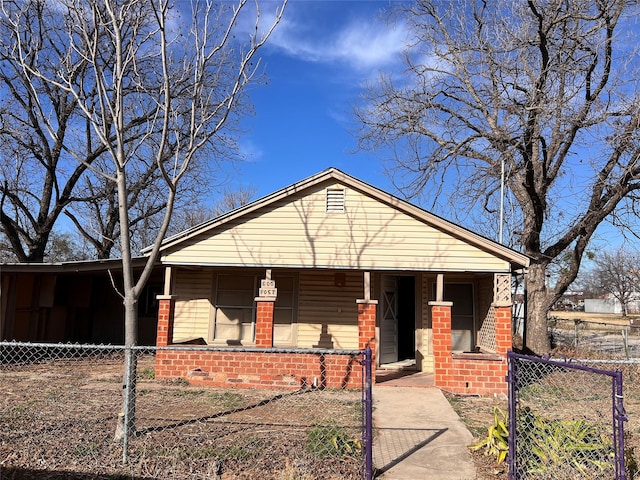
379;275;416;365
379;276;399;364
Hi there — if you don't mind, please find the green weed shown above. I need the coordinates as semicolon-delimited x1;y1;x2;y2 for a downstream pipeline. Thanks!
138;367;155;380
306;424;361;458
469;406;509;464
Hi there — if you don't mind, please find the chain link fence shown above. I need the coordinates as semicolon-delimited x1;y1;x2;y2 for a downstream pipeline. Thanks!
0;342;371;479
572;358;640;479
549;317;640;358
507;352;626;480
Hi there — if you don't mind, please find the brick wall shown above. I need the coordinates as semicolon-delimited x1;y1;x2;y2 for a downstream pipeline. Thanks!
432;302;511;395
155;350;363;389
154;294;366;390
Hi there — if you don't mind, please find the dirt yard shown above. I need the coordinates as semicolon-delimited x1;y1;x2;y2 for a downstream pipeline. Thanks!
0;353;363;480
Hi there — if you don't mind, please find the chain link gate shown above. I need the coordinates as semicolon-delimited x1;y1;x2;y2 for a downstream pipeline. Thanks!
507;352;627;479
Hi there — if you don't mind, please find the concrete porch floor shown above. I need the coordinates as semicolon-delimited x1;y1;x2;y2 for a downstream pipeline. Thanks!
376;360;435;387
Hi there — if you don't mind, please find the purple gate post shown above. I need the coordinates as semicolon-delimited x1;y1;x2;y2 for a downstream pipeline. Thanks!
507;351;517;480
364;346;373;480
614;370;627;480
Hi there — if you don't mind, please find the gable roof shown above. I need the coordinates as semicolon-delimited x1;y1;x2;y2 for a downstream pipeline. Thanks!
151;168;529;271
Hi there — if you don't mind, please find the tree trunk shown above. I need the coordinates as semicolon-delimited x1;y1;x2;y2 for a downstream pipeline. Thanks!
525;263;553;353
114;298;138;442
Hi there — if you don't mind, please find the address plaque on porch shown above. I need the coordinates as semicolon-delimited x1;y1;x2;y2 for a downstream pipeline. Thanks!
258;279;277;298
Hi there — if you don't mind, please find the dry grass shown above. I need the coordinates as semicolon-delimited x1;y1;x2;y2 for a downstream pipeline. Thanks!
444;393;509;480
550;310;639;326
0;355;363;480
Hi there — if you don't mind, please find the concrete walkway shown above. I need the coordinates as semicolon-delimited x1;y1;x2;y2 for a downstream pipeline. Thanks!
372;384;477;479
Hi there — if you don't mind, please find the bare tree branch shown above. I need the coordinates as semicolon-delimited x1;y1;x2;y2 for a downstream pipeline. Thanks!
356;0;640;352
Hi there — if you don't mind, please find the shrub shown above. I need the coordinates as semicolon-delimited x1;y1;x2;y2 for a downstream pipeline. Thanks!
517;407;613;477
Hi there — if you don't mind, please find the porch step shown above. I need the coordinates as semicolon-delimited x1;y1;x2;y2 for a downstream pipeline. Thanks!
378;359;417;371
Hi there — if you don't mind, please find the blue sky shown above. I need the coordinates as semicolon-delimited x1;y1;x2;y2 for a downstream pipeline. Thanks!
222;0;634;256
230;0;406;199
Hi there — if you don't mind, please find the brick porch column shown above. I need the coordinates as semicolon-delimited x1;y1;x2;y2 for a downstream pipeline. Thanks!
493;304;513;356
254;299;275;348
156;295;176;347
357;299;378;377
430;301;453;389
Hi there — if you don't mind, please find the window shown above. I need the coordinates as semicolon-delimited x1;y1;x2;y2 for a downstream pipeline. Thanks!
433;282;475;352
139;284;162;317
212;275;256;344
445;283;475;352
211;273;297;346
273;276;296;346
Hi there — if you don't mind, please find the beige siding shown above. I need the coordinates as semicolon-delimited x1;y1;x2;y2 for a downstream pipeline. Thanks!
162;181;511;272
296;271;360;350
172;269;212;342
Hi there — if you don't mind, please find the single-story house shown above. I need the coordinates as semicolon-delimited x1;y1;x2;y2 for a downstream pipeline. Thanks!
0;258;162;345
151;168;529;395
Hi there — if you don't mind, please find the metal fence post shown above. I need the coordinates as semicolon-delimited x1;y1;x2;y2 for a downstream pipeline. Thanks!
507;351;517;480
614;370;627;480
364;346;373;480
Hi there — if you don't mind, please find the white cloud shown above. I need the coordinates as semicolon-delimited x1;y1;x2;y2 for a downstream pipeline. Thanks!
333;20;407;69
267;4;408;74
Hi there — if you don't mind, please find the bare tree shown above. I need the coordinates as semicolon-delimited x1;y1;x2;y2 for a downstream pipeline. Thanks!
586;248;640;316
0;0;109;262
0;0;240;262
169;184;258;233
356;0;640;353
44;231;91;262
63;152;176;259
2;0;286;438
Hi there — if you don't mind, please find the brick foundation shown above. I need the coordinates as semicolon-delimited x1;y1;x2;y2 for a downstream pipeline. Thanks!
431;302;511;395
155;350;363;389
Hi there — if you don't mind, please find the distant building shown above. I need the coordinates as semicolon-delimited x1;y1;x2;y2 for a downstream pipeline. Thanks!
584;294;640;315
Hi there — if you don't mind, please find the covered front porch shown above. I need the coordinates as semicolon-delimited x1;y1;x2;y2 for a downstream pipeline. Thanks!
154;267;515;395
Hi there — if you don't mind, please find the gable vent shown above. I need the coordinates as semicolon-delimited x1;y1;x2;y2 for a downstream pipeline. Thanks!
326;188;345;213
